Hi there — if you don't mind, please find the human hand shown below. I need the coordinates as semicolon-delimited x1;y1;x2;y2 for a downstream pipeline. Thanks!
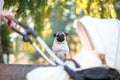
0;10;16;27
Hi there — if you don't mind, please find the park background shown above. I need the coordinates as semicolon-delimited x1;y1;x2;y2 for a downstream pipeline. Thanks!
0;0;120;64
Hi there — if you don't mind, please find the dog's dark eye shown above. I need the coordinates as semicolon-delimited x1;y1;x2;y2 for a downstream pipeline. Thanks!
53;33;57;37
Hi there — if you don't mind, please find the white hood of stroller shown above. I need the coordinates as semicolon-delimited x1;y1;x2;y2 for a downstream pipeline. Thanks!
76;16;120;70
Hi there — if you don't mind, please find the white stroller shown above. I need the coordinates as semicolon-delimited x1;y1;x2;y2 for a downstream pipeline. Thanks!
6;16;120;80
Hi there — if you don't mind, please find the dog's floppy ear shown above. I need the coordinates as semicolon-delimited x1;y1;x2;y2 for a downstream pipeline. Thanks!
64;32;68;36
53;33;57;37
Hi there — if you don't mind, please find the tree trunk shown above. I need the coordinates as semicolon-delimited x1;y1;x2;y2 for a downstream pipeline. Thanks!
0;52;3;63
0;25;4;64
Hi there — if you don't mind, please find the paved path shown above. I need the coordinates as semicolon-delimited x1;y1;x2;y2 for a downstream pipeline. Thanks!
0;64;48;80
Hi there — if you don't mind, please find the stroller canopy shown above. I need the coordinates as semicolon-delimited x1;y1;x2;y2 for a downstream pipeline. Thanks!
75;16;120;70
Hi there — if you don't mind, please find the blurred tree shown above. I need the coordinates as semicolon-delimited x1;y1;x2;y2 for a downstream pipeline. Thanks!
75;0;117;18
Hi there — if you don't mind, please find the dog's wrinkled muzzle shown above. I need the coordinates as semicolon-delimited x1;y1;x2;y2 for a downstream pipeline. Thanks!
57;37;64;42
56;34;65;42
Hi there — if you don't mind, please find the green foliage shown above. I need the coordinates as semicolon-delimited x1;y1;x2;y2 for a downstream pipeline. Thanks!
4;0;48;33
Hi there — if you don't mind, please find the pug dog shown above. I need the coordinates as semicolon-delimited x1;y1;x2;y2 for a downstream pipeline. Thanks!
52;32;71;61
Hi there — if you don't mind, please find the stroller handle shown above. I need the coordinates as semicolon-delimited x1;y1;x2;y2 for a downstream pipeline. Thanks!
17;21;66;66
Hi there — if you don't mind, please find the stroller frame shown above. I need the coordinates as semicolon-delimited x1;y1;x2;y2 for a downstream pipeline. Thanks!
6;17;120;80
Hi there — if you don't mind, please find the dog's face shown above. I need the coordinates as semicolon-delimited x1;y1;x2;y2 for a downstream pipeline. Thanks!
53;32;68;42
